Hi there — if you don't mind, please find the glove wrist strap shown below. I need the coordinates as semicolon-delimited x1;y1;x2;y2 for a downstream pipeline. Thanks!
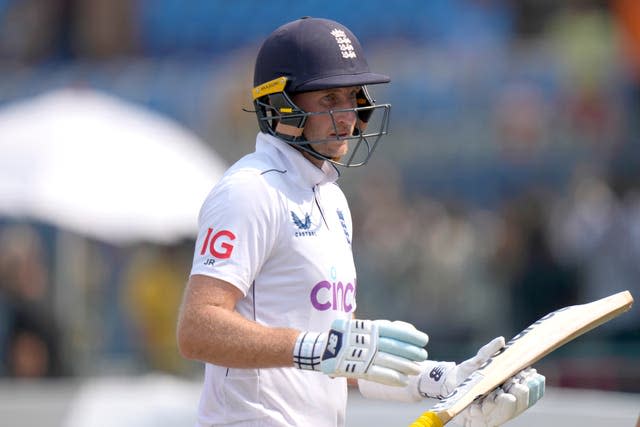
293;331;326;371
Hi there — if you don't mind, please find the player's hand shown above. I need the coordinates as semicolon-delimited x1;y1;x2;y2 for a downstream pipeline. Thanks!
294;319;429;386
453;368;545;427
357;337;544;409
416;336;505;398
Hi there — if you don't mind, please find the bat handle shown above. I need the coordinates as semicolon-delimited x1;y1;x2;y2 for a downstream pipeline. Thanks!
410;411;444;427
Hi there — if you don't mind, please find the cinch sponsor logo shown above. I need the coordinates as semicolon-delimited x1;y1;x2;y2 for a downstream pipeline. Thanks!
310;280;355;313
200;227;236;259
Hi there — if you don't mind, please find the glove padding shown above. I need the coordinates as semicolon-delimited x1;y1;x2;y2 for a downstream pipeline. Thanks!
294;319;429;386
359;335;545;421
454;368;546;427
417;337;506;399
417;336;545;426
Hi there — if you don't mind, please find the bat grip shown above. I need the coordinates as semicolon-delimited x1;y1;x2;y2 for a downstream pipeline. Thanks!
410;411;444;427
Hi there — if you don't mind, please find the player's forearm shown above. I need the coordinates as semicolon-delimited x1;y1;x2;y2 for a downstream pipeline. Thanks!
177;304;299;368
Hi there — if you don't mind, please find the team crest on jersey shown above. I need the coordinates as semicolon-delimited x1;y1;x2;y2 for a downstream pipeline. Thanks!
291;211;316;237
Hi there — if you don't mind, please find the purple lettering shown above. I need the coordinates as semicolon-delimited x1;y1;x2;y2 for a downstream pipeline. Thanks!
310;281;332;311
344;283;355;312
310;280;356;313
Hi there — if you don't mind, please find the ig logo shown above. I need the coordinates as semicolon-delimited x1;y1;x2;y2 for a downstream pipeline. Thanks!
200;227;236;259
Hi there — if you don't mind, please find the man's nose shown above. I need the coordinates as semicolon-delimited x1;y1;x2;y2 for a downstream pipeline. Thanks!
333;106;357;126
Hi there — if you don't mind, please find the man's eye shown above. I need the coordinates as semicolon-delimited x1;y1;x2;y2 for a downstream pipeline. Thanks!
323;95;336;104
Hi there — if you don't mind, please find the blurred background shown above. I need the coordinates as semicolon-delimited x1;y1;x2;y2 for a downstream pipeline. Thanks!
0;0;638;426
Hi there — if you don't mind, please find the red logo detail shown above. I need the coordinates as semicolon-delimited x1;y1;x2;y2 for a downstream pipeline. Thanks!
200;227;236;259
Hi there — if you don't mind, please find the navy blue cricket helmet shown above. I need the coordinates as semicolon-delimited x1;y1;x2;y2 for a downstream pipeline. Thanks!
251;17;391;167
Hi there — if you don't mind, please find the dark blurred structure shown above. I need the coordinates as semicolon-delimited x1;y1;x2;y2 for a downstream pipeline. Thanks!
0;0;637;391
0;224;64;377
501;191;580;331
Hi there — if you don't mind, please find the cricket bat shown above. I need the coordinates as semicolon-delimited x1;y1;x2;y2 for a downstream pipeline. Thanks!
410;290;634;427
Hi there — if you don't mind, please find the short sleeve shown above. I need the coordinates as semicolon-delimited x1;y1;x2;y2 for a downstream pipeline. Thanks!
190;170;280;295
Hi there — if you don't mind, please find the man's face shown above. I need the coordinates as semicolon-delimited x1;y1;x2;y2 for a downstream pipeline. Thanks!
291;86;359;164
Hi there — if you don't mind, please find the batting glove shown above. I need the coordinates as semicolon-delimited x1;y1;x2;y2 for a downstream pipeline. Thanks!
416;337;506;399
293;319;429;386
453;368;545;427
358;337;545;414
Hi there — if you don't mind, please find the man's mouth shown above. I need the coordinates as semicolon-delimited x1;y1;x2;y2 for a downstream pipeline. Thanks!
330;131;350;139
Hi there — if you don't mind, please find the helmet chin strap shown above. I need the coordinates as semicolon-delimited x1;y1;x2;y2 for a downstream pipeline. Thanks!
302;143;336;162
292;136;331;163
296;143;342;175
273;123;331;163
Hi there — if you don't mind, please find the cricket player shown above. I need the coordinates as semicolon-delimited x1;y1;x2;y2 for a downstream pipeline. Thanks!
177;17;545;427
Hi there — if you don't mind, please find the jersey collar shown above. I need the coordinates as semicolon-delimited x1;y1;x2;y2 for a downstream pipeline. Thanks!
256;133;339;187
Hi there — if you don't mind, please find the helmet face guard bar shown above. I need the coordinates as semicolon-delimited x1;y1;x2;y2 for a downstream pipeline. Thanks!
253;78;391;167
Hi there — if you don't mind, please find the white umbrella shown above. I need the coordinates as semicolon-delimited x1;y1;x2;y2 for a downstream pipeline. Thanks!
0;88;226;244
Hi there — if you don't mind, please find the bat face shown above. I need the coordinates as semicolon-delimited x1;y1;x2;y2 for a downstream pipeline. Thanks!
432;305;573;412
411;290;634;427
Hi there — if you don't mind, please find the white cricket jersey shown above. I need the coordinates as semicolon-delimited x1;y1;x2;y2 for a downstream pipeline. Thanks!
190;132;357;427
